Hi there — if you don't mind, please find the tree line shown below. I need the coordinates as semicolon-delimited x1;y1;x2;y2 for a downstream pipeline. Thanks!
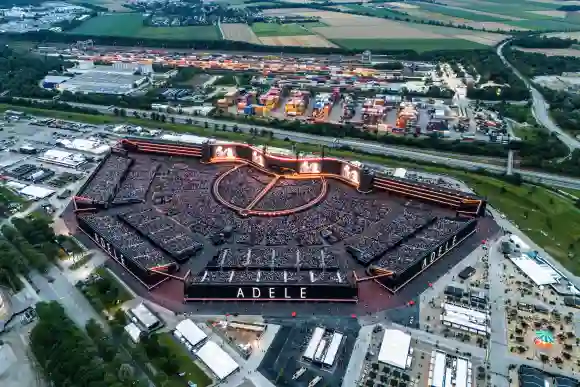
504;46;580;139
30;301;147;387
512;36;578;49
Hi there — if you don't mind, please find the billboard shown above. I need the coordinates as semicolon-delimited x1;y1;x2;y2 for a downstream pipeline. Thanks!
299;160;321;174
213;145;236;159
185;283;358;302
376;219;477;292
252;150;265;167
341;163;360;185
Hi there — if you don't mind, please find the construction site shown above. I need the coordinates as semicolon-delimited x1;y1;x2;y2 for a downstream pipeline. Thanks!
222;85;458;136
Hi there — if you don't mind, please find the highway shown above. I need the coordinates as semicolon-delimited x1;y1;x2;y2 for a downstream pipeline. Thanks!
497;40;580;151
23;99;580;189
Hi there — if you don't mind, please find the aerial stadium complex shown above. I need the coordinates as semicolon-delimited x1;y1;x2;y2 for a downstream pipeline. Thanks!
69;135;492;312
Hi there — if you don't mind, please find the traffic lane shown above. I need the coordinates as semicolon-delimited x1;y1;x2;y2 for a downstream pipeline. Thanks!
28;267;102;327
497;41;580;150
24;98;580;188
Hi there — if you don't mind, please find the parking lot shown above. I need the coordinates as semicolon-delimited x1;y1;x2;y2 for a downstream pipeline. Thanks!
258;317;359;387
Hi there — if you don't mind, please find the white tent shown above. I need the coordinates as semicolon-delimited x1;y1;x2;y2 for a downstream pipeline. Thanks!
378;329;411;369
174;319;207;348
19;185;54;200
195;341;239;380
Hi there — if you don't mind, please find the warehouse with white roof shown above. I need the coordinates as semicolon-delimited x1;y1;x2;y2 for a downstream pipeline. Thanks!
378;329;412;369
38;149;86;168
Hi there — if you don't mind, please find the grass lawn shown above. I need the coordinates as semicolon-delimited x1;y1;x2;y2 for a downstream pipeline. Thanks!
558;188;580;199
71;13;222;40
157;333;212;387
251;22;312;36
512;124;541;141
4;103;580;274
78;266;133;314
459;174;580;272
332;38;488;52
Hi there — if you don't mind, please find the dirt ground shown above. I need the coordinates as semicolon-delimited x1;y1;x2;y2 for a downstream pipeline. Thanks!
454;32;508;45
312;24;451;39
262;9;507;44
527;10;568;18
434;5;524;21
221;23;261;44
506;308;579;373
259;35;337;47
544;31;580;39
390;2;419;9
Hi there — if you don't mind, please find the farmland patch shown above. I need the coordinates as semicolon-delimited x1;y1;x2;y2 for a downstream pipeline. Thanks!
71;13;222;40
332;38;488;51
251;22;312;36
221;23;261;44
259;35;337;47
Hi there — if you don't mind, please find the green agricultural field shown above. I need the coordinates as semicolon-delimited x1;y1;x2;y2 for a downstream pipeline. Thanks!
407;0;580;31
345;4;425;23
332;38;488;52
70;13;222;40
250;22;312;36
416;3;512;23
71;13;143;36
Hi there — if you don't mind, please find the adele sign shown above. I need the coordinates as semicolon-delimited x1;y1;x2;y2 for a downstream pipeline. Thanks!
235;286;307;299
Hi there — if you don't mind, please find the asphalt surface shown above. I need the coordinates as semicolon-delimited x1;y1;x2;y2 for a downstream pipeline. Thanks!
22;98;580;189
497;40;580;151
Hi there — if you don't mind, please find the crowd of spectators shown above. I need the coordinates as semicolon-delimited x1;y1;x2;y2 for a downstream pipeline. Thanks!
346;207;435;265
209;247;340;270
254;178;323;212
218;166;267;208
190;269;349;284
112;158;160;205
80;154;133;204
119;207;202;262
79;213;172;270
375;217;474;273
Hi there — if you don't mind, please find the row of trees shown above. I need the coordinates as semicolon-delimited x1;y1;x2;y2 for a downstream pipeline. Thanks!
512;36;577;49
0;46;67;98
30;302;146;387
505;46;580;77
504;46;580;140
0;215;65;289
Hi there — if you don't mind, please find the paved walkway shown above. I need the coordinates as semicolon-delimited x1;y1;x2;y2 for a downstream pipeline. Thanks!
196;321;279;387
341;325;373;387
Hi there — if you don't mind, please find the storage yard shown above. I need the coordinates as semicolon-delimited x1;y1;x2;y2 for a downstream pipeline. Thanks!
38;47;515;143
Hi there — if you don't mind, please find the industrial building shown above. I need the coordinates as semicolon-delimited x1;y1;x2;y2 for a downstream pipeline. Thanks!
56;138;110;155
378;329;412;369
441;303;490;336
42;60;150;95
429;351;473;387
37;149;86;168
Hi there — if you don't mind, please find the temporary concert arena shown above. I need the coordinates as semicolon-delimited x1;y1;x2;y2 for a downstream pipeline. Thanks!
72;135;487;305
